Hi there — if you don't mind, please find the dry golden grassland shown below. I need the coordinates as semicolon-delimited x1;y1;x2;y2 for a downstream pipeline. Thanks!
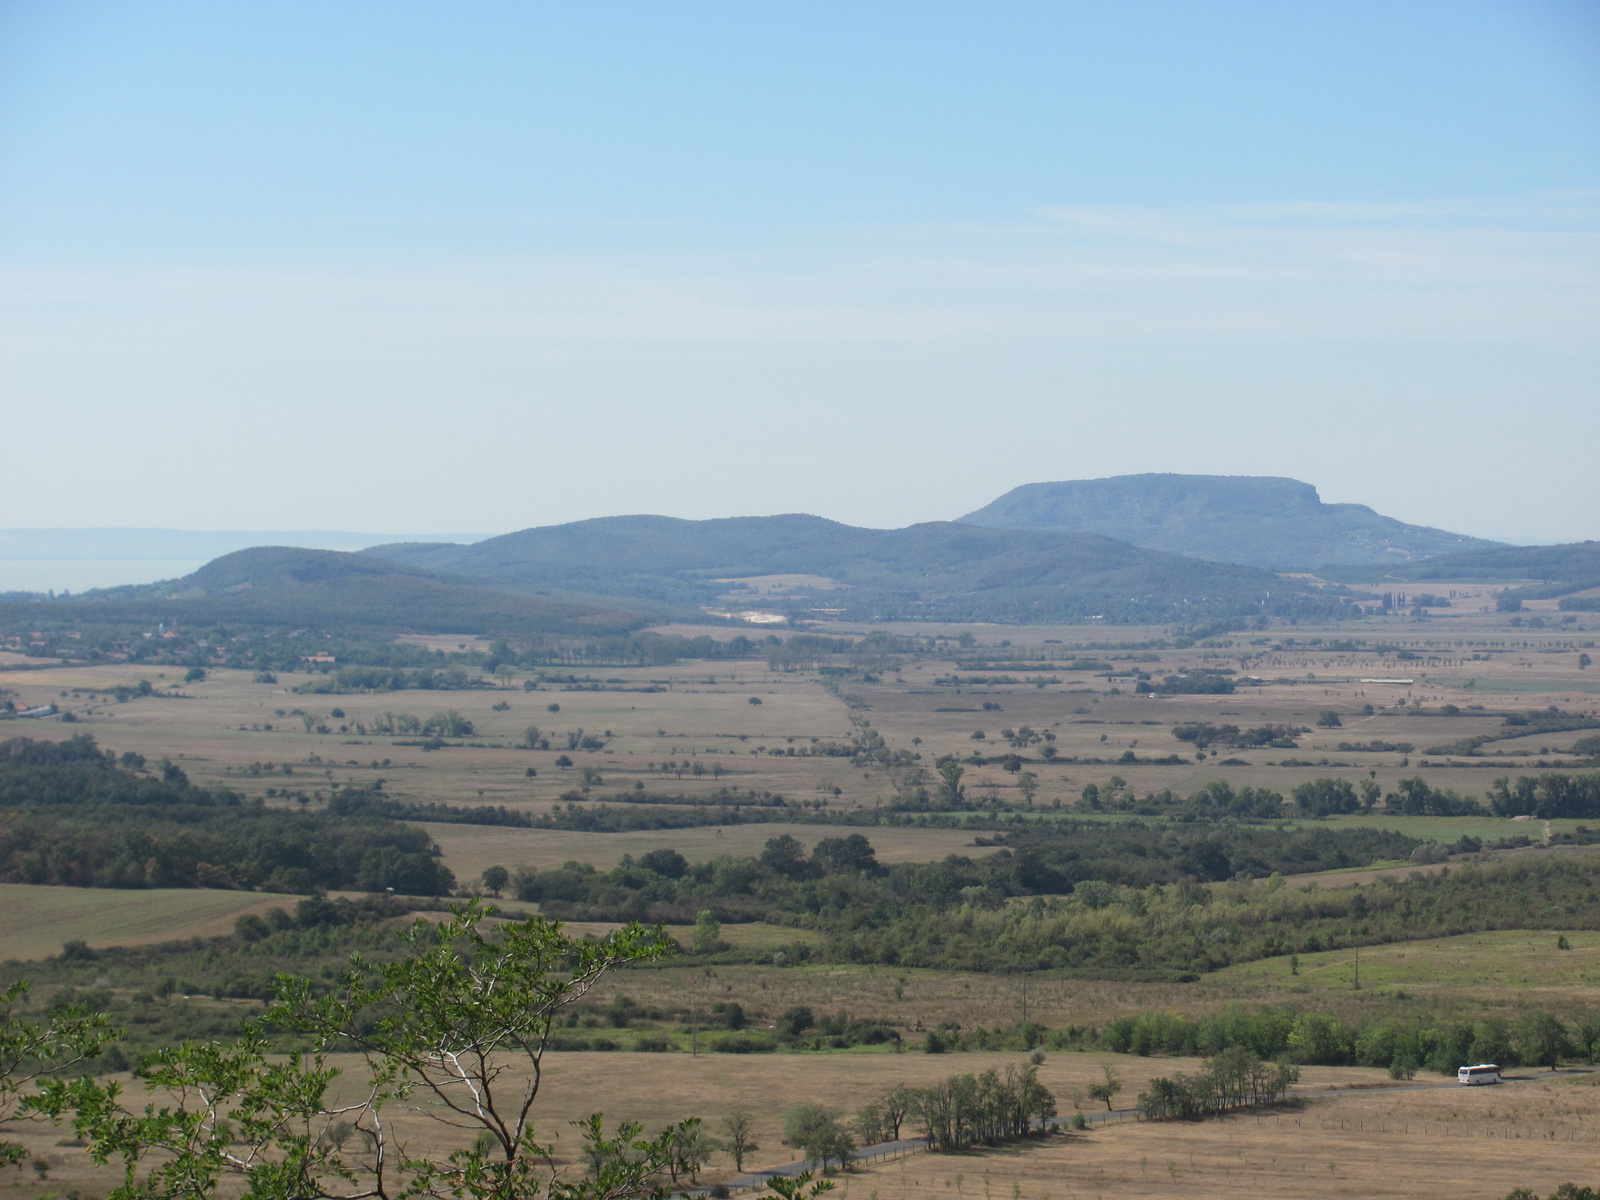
0;657;915;832
2;613;1599;1196
422;819;992;878
845;1073;1600;1200
3;609;1595;832
0;1050;1408;1199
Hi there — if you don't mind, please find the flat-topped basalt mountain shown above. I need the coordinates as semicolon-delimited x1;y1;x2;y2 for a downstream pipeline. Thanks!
958;474;1499;570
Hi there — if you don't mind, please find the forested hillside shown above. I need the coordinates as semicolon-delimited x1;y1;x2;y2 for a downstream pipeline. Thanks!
0;736;454;893
67;546;651;635
365;514;1352;625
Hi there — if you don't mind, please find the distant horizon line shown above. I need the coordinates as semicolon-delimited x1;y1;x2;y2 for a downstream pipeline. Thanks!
0;522;1582;551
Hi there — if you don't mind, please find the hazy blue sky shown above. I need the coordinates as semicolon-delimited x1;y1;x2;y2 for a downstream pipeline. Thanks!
3;1;1597;541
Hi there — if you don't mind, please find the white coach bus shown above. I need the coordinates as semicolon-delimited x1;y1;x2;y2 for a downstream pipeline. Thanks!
1458;1063;1502;1085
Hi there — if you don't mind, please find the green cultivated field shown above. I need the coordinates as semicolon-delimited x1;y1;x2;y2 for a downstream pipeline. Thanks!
1215;929;1600;997
0;883;298;961
1295;813;1589;844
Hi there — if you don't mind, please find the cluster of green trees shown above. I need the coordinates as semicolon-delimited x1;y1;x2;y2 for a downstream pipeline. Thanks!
509;832;881;923
331;788;802;835
1135;1046;1299;1120
1076;778;1288;817
501;824;1415;931
766;1004;899;1051
1288;779;1366;817
1171;722;1304;750
1382;777;1484;816
297;665;490;693
1080;772;1504;821
364;709;476;737
1280;776;1481;818
821;855;1600;974
0;737;454;894
1138;672;1236;695
1105;1003;1600;1073
481;632;801;670
772;1066;1059;1173
855;1065;1056;1152
1489;773;1600;819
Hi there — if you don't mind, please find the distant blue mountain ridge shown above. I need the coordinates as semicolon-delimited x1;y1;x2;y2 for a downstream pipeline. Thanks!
10;477;1592;632
957;474;1501;570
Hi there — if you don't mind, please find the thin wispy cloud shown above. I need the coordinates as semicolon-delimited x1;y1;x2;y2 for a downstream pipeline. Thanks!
4;194;1595;359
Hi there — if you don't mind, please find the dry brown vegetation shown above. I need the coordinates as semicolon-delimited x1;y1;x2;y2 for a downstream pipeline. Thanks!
3;607;1596;827
846;1073;1600;1200
3;609;1599;1196
0;1051;1403;1199
423;819;992;878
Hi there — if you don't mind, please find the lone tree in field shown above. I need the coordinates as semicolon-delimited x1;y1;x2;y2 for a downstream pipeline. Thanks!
1518;1011;1572;1070
1574;1011;1600;1065
935;758;965;808
880;1084;916;1141
481;864;509;896
1086;1063;1123;1111
722;1110;758;1172
1017;772;1038;807
692;910;725;954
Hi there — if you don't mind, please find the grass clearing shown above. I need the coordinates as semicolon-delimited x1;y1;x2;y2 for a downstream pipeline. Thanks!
1307;813;1588;843
0;1049;1399;1200
585;963;1245;1038
0;883;298;961
847;1073;1600;1199
422;819;993;880
1213;929;1600;999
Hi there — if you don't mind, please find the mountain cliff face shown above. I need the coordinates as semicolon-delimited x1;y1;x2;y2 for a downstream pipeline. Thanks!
958;474;1499;569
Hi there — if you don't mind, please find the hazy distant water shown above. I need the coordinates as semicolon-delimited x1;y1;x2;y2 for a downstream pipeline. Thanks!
0;528;489;597
0;559;212;594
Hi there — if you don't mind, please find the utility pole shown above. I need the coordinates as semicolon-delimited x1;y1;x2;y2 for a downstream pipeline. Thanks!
1353;944;1361;991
